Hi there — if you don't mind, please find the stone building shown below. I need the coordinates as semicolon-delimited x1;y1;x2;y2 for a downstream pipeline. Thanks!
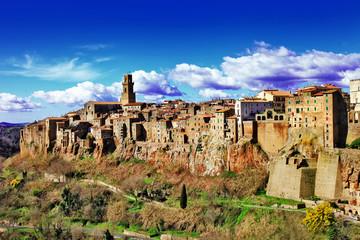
255;109;288;154
120;74;136;105
123;102;146;112
350;79;360;111
256;89;293;112
210;109;235;140
285;85;348;148
83;102;121;122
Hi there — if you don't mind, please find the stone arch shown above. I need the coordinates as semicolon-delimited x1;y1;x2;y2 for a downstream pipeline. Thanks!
274;115;279;121
262;116;266;120
267;110;273;119
257;116;261;121
279;115;284;121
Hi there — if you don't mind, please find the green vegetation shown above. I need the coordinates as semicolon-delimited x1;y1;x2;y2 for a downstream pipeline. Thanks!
180;184;187;209
302;202;335;233
349;137;360;149
1;152;359;240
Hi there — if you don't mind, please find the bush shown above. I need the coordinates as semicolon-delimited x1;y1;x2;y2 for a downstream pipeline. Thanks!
302;202;335;233
10;178;22;188
349;137;360;149
31;189;44;197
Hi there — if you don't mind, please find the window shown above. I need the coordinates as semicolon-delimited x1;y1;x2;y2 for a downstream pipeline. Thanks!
305;118;308;123
326;106;328;111
314;107;316;111
307;108;309;111
289;101;291;105
326;99;328;103
296;108;299;113
288;108;291;112
307;92;309;96
314;99;316;103
307;100;309;104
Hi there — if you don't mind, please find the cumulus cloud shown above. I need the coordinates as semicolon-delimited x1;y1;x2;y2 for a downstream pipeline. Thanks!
168;43;360;91
31;70;182;107
222;45;360;89
2;54;100;82
198;88;233;99
0;93;42;112
32;81;122;107
168;63;236;89
132;70;182;96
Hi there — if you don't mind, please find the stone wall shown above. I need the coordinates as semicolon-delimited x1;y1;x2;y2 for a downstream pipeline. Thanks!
314;150;343;199
257;122;289;154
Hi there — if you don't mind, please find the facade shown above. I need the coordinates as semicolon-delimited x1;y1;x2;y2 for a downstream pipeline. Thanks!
120;74;136;105
350;79;360;111
256;90;293;112
285;85;347;148
235;97;272;124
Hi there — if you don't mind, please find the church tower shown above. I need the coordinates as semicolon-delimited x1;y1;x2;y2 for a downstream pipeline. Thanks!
120;74;136;105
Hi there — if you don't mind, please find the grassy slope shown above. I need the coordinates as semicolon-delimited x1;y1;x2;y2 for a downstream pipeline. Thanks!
1;153;359;240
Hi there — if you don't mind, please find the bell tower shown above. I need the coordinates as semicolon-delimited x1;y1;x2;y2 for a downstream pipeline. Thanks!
120;74;136;105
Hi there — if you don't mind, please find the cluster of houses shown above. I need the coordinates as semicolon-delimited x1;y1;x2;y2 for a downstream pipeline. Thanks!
21;74;359;155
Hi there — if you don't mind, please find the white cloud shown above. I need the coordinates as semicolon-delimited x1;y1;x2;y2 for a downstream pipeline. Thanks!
0;93;42;112
254;40;271;48
31;70;182;107
142;94;165;103
32;81;122;107
168;43;360;91
221;45;360;89
198;88;233;99
132;70;182;96
2;54;100;82
78;43;109;50
168;63;236;89
95;57;112;62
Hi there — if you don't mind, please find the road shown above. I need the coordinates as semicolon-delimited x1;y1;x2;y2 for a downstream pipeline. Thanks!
0;225;155;239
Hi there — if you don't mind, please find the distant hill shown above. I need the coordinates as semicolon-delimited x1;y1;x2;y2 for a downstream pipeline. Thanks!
0;122;28;128
0;122;27;159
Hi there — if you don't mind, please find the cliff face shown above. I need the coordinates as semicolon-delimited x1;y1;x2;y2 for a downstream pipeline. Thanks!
0;127;22;159
111;136;269;176
339;149;360;191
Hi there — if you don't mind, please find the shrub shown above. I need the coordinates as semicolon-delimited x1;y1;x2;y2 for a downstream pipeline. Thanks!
10;178;22;188
349;137;360;149
302;202;335;233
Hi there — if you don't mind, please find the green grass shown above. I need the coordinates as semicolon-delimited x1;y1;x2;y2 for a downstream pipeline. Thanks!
144;178;154;184
163;230;200;238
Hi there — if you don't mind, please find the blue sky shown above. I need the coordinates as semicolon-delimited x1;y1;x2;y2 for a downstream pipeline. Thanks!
1;0;360;122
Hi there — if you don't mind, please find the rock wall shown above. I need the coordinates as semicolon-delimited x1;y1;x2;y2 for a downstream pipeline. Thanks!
257;122;289;154
112;135;269;176
315;149;343;199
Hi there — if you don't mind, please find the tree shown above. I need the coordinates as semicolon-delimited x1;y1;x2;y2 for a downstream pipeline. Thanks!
180;184;187;209
302;202;335;233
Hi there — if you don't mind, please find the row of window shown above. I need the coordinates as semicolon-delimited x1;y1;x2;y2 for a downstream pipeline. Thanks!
290;98;328;105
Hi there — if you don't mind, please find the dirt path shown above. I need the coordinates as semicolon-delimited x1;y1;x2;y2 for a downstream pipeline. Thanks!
79;179;176;210
0;225;155;239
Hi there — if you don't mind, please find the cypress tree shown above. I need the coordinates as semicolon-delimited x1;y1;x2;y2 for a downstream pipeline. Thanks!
180;184;187;209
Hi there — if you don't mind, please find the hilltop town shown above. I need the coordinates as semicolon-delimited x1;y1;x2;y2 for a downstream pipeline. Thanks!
20;74;360;220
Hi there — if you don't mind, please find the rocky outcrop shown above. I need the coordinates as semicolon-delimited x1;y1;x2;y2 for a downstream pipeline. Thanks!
112;135;269;176
0;127;22;159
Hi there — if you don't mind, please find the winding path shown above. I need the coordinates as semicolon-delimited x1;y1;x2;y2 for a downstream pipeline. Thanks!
0;225;155;239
